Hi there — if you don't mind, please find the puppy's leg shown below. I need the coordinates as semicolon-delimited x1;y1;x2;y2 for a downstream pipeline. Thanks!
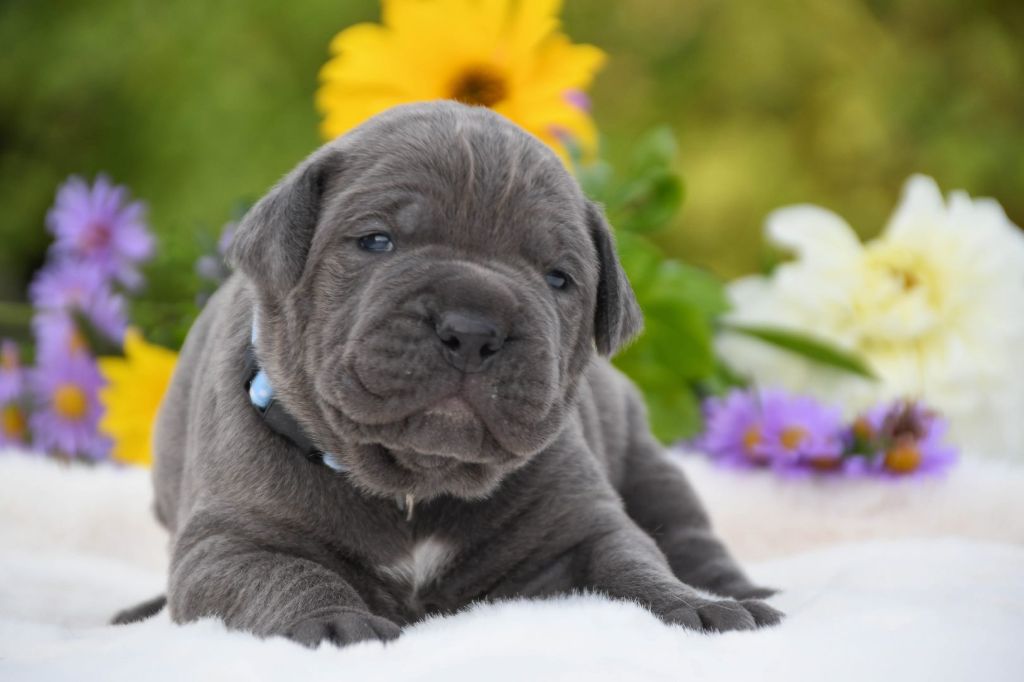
169;511;400;648
619;399;775;599
574;505;781;630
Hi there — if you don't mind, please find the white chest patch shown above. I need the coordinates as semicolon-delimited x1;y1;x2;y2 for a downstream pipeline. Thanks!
381;537;454;594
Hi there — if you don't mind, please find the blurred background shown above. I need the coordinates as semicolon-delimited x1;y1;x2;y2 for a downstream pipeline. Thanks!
2;0;1022;349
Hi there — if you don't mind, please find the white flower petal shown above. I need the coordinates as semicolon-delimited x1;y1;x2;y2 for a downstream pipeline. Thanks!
884;174;946;238
720;174;1024;460
765;205;862;266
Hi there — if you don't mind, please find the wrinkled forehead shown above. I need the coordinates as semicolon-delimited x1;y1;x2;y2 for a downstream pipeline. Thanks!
324;109;589;257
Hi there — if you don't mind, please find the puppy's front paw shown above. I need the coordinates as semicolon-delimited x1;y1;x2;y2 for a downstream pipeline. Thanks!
661;597;783;632
285;611;402;648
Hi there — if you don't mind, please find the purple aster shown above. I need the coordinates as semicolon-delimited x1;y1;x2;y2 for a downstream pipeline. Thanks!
32;311;90;362
563;88;591;112
853;401;957;476
46;174;154;289
194;255;221;283
217;221;237;257
196;221;236;283
0;340;29;448
29;260;105;310
29;262;127;344
759;393;846;470
86;287;128;343
0;402;29;448
29;352;110;460
699;388;773;466
196;221;238;305
700;388;846;472
0;339;24;403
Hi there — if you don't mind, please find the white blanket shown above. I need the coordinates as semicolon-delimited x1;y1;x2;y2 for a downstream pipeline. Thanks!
2;450;1022;681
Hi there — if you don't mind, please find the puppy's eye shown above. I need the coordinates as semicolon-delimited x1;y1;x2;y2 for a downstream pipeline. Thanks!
357;233;395;253
545;270;570;290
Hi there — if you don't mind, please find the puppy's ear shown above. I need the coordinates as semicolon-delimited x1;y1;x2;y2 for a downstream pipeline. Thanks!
229;147;344;297
586;200;644;356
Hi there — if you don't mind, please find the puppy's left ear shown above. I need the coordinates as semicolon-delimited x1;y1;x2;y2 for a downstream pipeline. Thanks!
229;146;344;298
586;200;643;356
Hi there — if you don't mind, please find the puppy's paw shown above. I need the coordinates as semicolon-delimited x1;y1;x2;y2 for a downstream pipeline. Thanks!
739;598;784;627
661;597;783;632
285;611;402;648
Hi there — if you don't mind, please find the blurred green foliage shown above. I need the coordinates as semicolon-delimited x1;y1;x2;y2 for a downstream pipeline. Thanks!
565;0;1024;276
580;127;730;440
1;0;1022;438
3;0;1022;289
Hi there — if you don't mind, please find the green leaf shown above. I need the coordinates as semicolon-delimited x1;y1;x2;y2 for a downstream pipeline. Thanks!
577;125;710;445
615;315;712;386
630;125;678;174
643;387;702;443
723;323;876;379
649;260;729;318
612;170;684;235
577;159;615;201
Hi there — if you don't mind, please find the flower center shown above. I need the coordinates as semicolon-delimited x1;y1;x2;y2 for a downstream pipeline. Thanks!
53;383;88;420
68;329;88;354
83;221;112;252
884;441;922;473
889;266;920;291
742;425;760;449
1;405;26;440
807;456;841;471
852;416;874;442
780;426;807;450
450;65;508;107
742;424;769;462
855;243;945;346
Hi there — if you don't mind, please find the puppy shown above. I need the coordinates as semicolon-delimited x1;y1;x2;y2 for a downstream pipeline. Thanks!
135;101;780;646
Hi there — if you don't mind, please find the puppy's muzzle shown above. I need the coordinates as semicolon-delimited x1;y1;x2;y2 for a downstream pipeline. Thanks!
434;310;506;373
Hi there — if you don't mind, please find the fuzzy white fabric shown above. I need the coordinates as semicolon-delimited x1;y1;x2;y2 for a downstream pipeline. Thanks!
1;449;1023;681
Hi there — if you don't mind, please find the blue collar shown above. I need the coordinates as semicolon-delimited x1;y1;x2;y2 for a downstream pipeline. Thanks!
245;317;416;519
245;322;347;473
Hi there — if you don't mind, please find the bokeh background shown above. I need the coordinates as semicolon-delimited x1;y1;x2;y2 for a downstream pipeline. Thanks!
2;0;1023;349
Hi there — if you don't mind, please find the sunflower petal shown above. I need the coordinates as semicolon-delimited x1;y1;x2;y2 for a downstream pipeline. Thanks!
315;0;603;162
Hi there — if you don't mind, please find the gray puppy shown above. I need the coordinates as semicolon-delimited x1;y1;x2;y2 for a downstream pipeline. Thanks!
127;101;780;646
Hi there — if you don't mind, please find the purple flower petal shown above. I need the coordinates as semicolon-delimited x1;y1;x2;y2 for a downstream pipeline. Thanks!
563;88;591;112
855;400;957;477
29;351;110;460
698;389;956;479
0;339;24;403
32;312;90;362
44;174;154;288
28;262;127;344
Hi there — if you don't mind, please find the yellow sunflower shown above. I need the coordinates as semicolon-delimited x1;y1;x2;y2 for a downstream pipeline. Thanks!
98;329;178;467
316;0;605;164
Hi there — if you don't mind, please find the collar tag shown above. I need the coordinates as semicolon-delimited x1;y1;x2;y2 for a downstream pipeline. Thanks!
249;370;274;410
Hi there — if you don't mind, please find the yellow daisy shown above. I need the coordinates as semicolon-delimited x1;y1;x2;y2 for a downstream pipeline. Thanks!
316;0;605;163
98;328;177;467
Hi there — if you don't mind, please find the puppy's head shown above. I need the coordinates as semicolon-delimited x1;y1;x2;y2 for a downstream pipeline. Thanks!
231;101;641;500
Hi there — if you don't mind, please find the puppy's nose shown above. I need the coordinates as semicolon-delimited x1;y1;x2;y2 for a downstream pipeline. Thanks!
435;311;506;373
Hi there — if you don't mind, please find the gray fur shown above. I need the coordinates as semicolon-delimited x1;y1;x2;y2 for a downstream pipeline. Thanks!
148;101;780;648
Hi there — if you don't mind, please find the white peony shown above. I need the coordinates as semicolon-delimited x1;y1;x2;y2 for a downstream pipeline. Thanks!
718;175;1024;459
